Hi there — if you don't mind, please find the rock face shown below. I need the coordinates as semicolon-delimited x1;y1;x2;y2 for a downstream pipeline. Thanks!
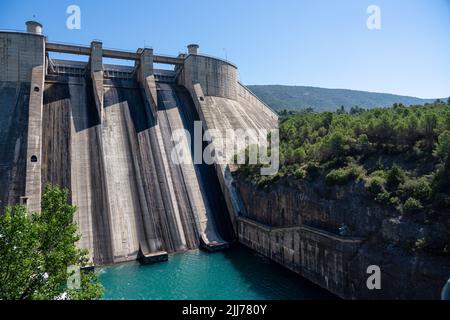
235;176;450;299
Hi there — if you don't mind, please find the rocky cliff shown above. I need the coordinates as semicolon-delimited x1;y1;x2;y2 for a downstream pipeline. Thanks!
234;174;450;299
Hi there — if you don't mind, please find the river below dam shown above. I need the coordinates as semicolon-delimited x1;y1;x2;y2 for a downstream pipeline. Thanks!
99;245;336;300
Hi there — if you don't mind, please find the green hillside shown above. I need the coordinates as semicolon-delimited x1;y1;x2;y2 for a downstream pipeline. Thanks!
247;85;443;112
236;101;450;245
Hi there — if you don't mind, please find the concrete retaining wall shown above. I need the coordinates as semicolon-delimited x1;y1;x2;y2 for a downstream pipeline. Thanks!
237;216;363;298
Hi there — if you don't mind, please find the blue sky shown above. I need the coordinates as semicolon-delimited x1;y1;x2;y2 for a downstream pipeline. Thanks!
1;0;449;98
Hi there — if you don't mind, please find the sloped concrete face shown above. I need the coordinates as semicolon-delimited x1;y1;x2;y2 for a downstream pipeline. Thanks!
42;78;113;265
41;76;237;264
0;82;30;212
157;83;234;249
178;53;279;233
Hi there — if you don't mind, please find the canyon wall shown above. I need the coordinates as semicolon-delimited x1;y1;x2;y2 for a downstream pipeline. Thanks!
235;177;450;299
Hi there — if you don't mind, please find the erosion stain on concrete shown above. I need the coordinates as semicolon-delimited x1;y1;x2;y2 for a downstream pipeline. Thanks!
174;85;235;242
0;82;29;212
42;82;71;191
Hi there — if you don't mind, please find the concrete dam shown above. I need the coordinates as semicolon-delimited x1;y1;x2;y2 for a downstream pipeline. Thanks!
0;21;278;265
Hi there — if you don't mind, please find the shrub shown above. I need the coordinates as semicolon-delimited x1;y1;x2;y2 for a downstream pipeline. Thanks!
365;176;386;195
370;170;387;179
375;191;391;204
414;237;430;251
403;197;423;213
305;162;320;177
284;147;306;165
292;147;306;163
294;167;307;179
386;164;406;189
400;178;432;202
325;165;363;186
389;196;401;207
326;168;350;185
318;130;353;161
357;134;370;149
434;130;450;161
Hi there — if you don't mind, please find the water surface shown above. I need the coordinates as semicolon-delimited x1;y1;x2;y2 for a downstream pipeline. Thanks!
99;245;336;300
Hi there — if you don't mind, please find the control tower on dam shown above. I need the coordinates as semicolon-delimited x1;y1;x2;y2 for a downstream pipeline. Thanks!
0;22;278;265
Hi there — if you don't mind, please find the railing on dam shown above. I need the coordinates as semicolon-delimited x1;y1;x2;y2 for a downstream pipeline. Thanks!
103;64;135;80
48;59;87;77
48;58;136;80
46;41;184;65
154;70;176;83
104;69;134;80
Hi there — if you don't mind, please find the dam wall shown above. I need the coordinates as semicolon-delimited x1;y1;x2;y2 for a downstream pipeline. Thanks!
42;75;236;263
177;49;278;233
42;75;113;264
0;22;277;265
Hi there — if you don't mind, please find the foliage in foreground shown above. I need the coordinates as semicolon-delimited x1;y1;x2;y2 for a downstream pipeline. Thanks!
0;185;103;300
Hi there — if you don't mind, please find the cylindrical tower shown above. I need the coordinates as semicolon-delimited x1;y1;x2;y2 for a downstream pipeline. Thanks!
187;44;199;55
179;53;238;100
26;21;43;35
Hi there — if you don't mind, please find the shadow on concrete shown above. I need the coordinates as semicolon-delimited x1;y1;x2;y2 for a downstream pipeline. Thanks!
43;78;101;133
222;244;339;300
173;84;235;242
0;82;29;211
104;80;155;133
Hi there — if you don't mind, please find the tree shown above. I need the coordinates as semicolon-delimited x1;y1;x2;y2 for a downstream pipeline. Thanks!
403;197;423;214
447;97;450;106
434;131;450;162
0;185;103;300
386;164;406;189
322;112;333;129
350;106;365;115
336;105;346;115
421;113;438;151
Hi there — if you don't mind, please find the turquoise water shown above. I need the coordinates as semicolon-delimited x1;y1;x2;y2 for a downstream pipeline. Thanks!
99;245;336;300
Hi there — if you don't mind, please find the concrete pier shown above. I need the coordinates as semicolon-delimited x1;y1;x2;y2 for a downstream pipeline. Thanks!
24;65;45;213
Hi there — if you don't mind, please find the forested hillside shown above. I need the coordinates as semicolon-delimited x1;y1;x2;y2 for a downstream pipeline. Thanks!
237;101;450;254
248;85;443;112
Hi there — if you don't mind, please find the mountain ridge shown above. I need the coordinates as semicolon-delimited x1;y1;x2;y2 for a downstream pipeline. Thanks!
247;85;446;112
